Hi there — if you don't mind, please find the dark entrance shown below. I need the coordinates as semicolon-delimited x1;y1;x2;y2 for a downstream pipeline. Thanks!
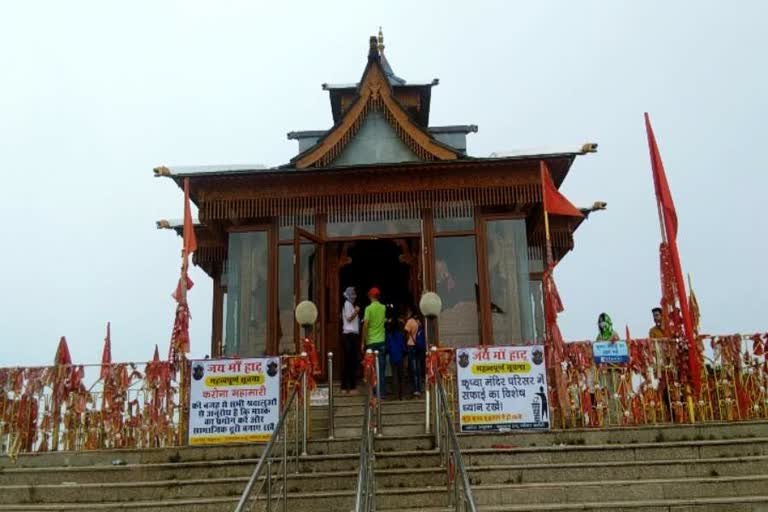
325;238;420;381
340;240;414;312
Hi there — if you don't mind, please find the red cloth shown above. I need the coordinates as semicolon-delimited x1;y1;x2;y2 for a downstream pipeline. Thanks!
645;113;701;396
100;322;111;381
168;178;197;359
542;265;568;409
540;161;584;218
54;336;72;366
182;177;198;258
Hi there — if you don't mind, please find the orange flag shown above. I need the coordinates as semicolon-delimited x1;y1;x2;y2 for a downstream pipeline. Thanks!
182;177;198;261
540;161;584;218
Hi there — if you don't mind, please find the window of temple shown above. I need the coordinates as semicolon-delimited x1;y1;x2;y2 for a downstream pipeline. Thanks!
326;205;420;238
224;231;269;357
277;245;294;355
485;218;534;344
433;201;474;233
434;236;481;347
278;214;314;242
529;279;545;342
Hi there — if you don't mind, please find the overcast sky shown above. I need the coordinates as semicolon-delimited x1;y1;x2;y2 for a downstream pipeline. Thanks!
1;1;766;366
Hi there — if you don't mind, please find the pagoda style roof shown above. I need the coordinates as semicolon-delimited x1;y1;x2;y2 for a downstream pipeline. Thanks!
290;35;459;169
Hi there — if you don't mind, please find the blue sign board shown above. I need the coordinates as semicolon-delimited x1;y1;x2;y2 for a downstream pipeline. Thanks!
592;341;630;365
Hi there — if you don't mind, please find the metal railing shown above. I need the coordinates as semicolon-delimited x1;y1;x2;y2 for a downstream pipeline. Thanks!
327;352;335;439
234;366;308;512
429;350;477;512
354;350;380;512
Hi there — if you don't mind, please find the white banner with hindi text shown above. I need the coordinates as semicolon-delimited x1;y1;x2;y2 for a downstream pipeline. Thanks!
456;346;549;432
188;357;281;445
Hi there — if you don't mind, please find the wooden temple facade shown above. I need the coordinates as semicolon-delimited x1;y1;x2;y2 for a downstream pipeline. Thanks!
156;34;599;379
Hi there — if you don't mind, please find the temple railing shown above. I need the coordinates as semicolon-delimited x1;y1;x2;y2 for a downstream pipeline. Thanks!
0;360;185;459
551;335;768;428
234;363;308;512
428;347;477;512
353;349;383;512
431;333;768;431
0;353;314;460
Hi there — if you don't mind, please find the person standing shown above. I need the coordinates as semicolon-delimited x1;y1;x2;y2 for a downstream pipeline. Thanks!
649;307;665;339
385;306;406;400
341;287;360;395
361;287;387;395
404;307;425;397
596;312;620;342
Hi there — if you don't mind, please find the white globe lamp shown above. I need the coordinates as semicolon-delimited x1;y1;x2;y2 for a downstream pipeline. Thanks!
419;292;442;318
295;300;318;327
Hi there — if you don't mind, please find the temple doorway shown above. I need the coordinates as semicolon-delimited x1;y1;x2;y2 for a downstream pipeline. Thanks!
325;238;420;381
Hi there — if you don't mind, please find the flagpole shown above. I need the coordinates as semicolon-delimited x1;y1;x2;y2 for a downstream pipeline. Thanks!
645;114;697;421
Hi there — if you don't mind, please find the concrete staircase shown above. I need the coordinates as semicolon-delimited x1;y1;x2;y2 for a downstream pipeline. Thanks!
1;385;768;511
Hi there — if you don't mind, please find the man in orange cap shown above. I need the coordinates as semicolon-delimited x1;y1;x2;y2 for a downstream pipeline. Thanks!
362;287;387;395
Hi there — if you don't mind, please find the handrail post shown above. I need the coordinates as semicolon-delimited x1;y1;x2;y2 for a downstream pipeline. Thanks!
327;352;335;439
266;459;272;507
282;428;288;512
425;382;431;435
294;379;300;473
374;350;383;436
301;368;309;456
234;386;299;512
435;378;442;457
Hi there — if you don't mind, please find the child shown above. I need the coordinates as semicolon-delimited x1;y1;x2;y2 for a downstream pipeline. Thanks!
385;305;406;401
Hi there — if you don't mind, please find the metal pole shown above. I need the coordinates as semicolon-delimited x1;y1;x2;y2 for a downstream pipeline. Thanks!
234;389;298;512
327;352;334;440
301;368;308;456
425;383;432;434
266;459;272;508
282;429;288;512
374;350;383;436
294;381;299;474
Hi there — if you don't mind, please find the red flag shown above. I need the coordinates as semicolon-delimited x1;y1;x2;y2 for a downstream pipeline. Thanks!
169;178;196;360
542;266;568;409
100;322;111;380
644;113;701;395
541;161;584;218
182;177;198;260
54;336;72;366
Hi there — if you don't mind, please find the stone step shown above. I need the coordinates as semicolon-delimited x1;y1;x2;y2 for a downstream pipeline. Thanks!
456;420;768;449
4;437;766;487
4;494;768;512
406;496;768;511
8;475;766;512
374;475;768;509
7;455;766;503
315;412;423;428
0;434;432;470
312;399;425;417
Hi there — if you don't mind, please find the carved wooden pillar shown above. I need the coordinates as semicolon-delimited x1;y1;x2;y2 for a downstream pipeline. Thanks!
211;265;224;357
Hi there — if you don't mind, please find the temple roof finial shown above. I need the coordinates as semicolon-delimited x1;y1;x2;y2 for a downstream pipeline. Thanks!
377;27;385;54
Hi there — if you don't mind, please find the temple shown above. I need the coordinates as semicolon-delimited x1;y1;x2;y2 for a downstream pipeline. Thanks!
155;32;601;379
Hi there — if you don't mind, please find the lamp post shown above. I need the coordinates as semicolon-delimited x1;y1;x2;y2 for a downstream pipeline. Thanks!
294;300;318;339
419;292;442;435
294;300;317;456
419;291;442;347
